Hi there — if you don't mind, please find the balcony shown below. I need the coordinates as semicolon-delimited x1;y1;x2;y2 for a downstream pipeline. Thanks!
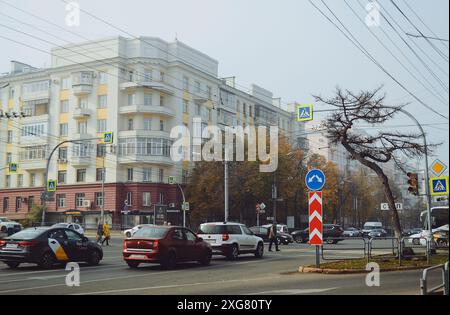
119;105;174;117
18;159;47;170
72;107;91;119
117;155;174;167
69;156;91;166
120;81;174;95
72;71;93;96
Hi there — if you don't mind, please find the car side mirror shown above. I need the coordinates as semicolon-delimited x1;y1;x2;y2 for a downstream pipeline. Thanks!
82;237;89;242
196;237;203;242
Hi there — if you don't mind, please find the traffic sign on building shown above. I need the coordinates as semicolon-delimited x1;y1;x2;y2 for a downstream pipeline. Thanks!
309;191;323;246
430;177;449;196
297;104;313;122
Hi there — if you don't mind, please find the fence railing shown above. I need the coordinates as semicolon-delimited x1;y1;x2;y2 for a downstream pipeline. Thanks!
420;262;449;295
321;237;367;261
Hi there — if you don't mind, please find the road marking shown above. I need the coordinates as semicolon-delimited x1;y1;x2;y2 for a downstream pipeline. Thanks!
247;288;339;295
73;275;282;295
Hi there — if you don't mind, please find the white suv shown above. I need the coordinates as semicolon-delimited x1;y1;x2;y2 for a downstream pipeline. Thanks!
0;217;22;237
197;222;264;260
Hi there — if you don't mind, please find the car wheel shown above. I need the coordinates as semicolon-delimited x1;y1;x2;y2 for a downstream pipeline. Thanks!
126;261;140;269
162;251;177;269
413;238;420;246
227;244;239;260
6;262;20;269
125;232;131;238
326;239;334;244
38;252;55;269
199;250;212;266
87;250;101;266
294;235;303;244
255;242;264;258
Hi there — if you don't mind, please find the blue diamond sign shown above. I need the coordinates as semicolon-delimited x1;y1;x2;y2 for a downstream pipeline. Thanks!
305;169;326;191
297;104;313;122
430;176;449;196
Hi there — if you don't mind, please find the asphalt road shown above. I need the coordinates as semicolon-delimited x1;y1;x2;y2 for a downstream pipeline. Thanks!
0;237;444;295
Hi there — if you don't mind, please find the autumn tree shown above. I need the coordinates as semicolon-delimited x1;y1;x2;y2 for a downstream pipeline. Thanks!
315;87;433;239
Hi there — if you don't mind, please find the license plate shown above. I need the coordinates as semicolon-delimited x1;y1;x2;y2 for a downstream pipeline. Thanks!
130;255;147;259
206;239;216;244
6;244;18;249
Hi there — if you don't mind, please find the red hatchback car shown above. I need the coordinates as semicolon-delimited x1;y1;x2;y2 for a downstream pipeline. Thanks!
123;226;212;269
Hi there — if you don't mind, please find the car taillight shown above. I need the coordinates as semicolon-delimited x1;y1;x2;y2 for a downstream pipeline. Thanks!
0;240;6;247
123;240;127;250
18;241;38;247
222;234;230;241
153;240;159;249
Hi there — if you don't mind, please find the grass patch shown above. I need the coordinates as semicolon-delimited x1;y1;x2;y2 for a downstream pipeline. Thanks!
310;254;448;270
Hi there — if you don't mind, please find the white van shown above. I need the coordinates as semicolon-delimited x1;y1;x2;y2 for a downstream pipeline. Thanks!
362;222;383;237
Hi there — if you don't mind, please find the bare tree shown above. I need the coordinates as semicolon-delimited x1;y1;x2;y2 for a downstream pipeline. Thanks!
314;87;434;239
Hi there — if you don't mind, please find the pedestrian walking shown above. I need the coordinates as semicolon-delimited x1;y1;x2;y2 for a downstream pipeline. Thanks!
102;222;111;246
268;223;280;252
96;222;104;244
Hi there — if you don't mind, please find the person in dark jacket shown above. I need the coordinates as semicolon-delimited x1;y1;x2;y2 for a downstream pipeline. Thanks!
96;223;104;244
268;223;280;252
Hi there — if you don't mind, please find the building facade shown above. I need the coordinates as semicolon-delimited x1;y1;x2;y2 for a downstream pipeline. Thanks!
0;36;298;228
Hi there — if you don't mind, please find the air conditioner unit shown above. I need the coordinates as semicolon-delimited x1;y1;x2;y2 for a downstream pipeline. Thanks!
58;159;68;164
82;200;91;208
169;203;176;208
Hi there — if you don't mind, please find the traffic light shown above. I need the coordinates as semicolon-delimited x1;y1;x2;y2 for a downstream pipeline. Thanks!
407;172;419;196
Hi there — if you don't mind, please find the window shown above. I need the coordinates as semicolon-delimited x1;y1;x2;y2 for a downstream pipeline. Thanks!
128;94;135;105
72;143;91;158
144;70;152;82
5;175;10;188
159;192;165;204
144;119;152;131
99;72;108;84
182;169;188;184
159;120;165;131
22;80;49;94
76;169;86;182
61;78;70;90
160;95;164;106
207;86;212;99
195;104;201;116
58;171;66;184
30;173;36;187
127;119;134;131
143;168;152;182
97;144;106;157
195;81;201;93
160;71;165;82
60;100;69;113
66;230;82;241
75;193;85;207
183;76;189;90
58;147;68;160
21;124;46;137
128;71;134;82
158;169;164;183
79;97;88;109
3;197;9;212
142;192;151;207
17;174;23;188
183;100;189;113
144;93;152;106
77;121;87;134
127;168;134;182
57;194;66;209
95;192;104;207
15;197;22;211
185;230;197;242
9;87;15;99
59;123;68;137
96;168;105;182
7;130;13;143
27;196;34;212
97;119;107;133
126;192;132;206
6;153;12;164
98;95;107;108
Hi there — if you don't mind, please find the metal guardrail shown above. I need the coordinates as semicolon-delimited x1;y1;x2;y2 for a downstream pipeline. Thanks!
400;237;430;265
368;237;400;262
321;237;368;261
420;262;449;295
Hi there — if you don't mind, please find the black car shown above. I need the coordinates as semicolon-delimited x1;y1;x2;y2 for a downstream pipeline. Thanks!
291;224;344;244
0;227;103;269
249;226;294;245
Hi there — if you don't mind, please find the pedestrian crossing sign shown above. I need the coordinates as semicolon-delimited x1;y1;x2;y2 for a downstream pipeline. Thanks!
430;176;449;196
297;104;313;122
102;132;114;144
47;180;57;192
8;163;18;173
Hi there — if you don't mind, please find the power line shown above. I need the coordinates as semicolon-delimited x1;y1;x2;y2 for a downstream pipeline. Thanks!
390;0;449;63
406;33;449;43
308;0;448;120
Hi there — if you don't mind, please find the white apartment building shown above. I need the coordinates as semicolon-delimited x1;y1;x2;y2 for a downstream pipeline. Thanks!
0;36;298;226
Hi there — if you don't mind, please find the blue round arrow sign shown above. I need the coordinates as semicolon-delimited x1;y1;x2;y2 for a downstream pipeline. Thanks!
305;169;326;191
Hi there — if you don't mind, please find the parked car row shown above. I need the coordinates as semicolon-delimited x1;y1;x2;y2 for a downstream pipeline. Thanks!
291;224;345;244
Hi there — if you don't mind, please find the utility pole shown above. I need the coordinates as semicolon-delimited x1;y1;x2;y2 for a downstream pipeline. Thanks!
224;161;229;222
101;153;105;224
272;172;277;223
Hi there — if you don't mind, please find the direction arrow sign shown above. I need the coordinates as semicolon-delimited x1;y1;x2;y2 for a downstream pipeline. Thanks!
305;169;326;191
297;104;313;122
47;180;57;192
309;191;323;246
430;176;449;196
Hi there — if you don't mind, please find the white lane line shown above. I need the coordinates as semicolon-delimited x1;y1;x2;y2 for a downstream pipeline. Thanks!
246;288;339;295
0;263;124;278
73;275;282;295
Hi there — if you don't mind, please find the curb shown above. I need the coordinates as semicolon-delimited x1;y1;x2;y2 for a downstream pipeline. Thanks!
298;265;430;274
